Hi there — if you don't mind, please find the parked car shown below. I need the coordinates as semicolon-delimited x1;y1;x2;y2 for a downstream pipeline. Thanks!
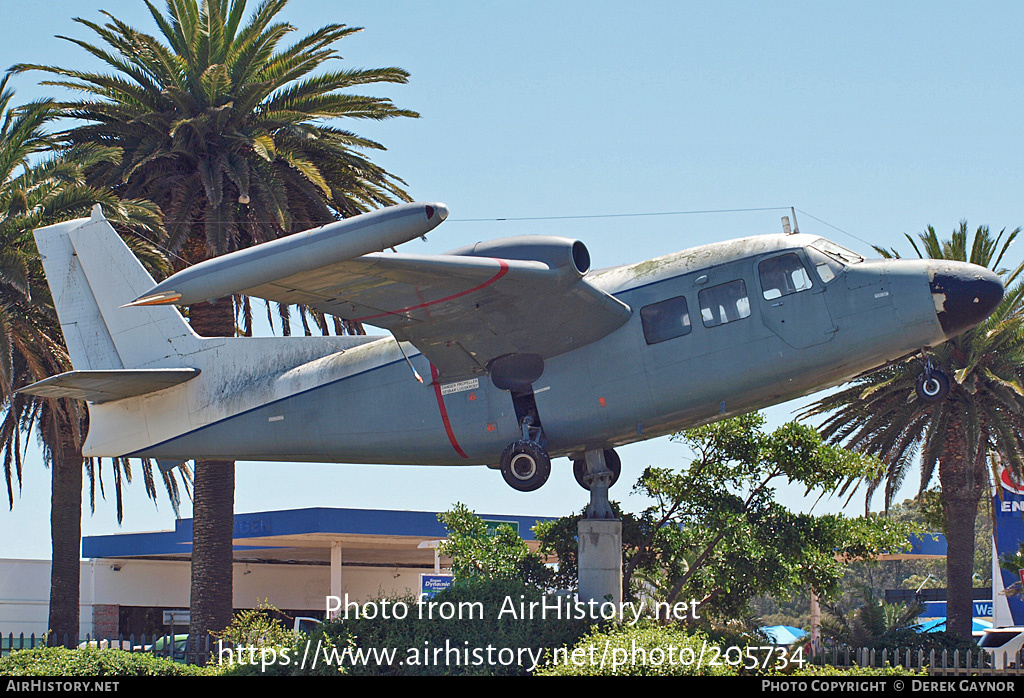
149;633;189;663
76;639;133;650
978;627;1024;669
293;617;322;635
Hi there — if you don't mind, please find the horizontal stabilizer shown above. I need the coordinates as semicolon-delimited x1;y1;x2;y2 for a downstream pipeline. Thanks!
18;368;200;404
157;459;186;473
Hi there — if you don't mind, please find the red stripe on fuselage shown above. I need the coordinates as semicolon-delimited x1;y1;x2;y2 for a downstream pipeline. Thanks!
431;363;468;459
352;260;509;322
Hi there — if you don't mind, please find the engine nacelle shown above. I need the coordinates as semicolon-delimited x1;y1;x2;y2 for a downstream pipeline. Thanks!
447;236;591;277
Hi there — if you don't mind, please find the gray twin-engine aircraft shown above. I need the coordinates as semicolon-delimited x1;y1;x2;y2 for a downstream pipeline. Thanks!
23;203;1003;492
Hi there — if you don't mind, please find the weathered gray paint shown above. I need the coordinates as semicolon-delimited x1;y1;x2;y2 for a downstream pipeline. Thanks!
28;208;1004;481
129;237;989;465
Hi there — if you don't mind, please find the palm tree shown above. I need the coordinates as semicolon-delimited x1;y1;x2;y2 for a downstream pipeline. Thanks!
804;222;1024;639
0;75;183;643
14;0;418;643
821;587;923;651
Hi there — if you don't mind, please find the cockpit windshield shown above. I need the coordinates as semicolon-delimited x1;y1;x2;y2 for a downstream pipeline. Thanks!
810;238;864;265
805;238;864;284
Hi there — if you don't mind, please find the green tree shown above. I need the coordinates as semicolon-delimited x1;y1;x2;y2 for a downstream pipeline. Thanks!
803;222;1024;639
0;76;182;643
438;504;553;588
535;414;911;621
837;495;947;611
15;0;417;642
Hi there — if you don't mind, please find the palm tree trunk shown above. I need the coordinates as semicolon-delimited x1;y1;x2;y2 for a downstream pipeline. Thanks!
938;427;988;640
942;484;977;639
47;408;82;646
187;298;236;656
189;459;234;643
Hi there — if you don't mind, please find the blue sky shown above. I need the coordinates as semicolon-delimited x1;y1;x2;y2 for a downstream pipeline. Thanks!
1;1;1023;558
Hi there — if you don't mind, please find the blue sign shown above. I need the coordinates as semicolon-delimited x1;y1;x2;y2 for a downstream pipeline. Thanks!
420;574;453;598
920;601;991;619
994;469;1024;625
234;517;271;536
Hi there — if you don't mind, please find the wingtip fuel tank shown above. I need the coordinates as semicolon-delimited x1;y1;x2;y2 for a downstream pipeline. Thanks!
128;202;448;307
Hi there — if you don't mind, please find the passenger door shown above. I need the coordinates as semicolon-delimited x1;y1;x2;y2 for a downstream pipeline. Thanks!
757;251;836;349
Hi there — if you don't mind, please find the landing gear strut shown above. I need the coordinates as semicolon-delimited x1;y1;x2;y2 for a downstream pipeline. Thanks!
577;448;618;519
572;449;621;490
916;353;951;403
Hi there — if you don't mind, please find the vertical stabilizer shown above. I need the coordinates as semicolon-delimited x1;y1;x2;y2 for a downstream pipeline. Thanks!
35;206;199;370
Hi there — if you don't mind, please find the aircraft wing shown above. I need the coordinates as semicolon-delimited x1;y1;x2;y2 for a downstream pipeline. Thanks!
127;203;633;382
241;251;632;381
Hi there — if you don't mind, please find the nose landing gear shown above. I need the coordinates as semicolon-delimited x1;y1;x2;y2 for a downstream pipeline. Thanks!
916;353;951;403
916;371;950;403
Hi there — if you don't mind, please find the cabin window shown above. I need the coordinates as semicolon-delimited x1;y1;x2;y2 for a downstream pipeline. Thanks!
699;280;750;327
641;296;692;344
759;253;813;300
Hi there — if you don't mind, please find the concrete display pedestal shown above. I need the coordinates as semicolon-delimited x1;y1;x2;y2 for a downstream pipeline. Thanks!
577;519;622;605
577;448;622;605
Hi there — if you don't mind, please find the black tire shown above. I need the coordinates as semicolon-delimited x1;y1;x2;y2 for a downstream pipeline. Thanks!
500;441;551;492
572;448;621;490
916;370;950;403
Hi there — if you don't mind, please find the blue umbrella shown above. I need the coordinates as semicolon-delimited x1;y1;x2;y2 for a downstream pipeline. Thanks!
761;625;808;645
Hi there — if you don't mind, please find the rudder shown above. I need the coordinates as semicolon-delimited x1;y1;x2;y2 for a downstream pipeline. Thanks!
35;205;199;371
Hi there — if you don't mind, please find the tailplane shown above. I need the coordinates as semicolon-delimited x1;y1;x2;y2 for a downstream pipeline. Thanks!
25;207;375;459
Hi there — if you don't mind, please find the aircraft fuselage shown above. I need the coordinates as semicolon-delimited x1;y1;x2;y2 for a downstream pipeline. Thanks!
115;233;991;469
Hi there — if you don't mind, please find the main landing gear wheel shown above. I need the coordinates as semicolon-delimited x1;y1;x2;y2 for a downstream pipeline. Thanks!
500;440;551;492
916;369;950;403
572;449;621;490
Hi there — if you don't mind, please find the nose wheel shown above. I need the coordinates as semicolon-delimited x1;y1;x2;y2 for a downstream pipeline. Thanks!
916;369;950;403
915;353;951;403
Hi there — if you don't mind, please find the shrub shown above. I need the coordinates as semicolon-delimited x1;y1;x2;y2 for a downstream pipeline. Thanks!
312;578;591;676
0;647;213;676
215;600;296;649
535;622;739;677
213;601;315;676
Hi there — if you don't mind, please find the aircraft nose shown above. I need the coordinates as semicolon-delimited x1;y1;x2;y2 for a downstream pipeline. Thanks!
930;262;1003;337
